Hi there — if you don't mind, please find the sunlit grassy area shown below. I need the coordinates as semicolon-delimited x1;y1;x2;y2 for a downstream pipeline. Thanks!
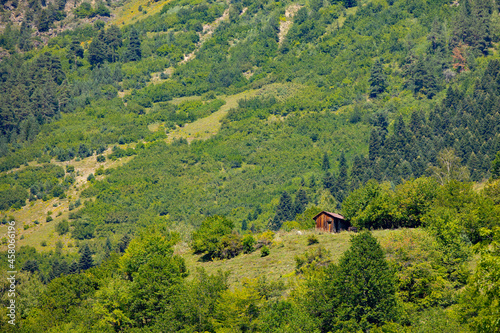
0;151;134;252
112;0;174;27
177;228;405;287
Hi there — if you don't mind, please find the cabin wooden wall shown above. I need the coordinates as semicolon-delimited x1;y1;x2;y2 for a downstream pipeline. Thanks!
315;213;349;233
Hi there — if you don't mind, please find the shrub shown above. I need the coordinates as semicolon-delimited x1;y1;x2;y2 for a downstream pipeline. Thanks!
295;246;330;274
56;220;69;235
261;245;270;257
307;235;319;245
46;216;53;222
218;233;243;259
41;240;47;247
242;234;256;253
87;173;95;181
96;155;106;162
191;215;237;259
256;230;274;249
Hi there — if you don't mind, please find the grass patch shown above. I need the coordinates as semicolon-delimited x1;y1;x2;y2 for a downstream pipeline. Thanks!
176;228;404;287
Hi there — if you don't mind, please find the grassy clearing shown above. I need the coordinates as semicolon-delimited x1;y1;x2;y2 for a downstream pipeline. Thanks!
164;83;303;142
176;228;405;287
0;150;134;252
166;89;260;143
111;0;173;27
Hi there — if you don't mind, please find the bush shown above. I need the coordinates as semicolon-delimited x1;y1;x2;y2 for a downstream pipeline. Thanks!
41;240;47;247
307;235;319;245
96;155;106;162
261;245;270;257
218;233;243;259
46;216;53;222
242;234;256;253
295;246;330;273
56;220;69;235
191;216;238;260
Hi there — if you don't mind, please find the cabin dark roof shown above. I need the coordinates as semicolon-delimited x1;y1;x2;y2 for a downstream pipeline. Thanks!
313;211;345;221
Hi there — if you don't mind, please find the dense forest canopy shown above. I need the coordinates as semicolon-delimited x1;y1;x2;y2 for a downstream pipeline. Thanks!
0;0;500;331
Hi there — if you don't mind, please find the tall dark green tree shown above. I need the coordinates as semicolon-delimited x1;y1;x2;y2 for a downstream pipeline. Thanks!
270;191;293;230
322;152;330;171
124;27;141;62
369;129;382;162
79;244;94;271
332;152;348;202
318;231;399;331
294;189;309;216
88;32;107;66
104;25;122;62
369;59;387;98
491;151;500;179
344;0;357;8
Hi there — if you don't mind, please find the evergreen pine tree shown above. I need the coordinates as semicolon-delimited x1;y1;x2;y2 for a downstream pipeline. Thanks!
335;152;348;202
323;171;335;190
19;20;32;51
467;152;481;181
105;25;122;62
319;231;399;332
269;191;293;231
491;151;500;179
369;59;387;98
69;261;79;274
124;27;142;62
293;189;309;216
88;32;107;66
369;129;381;161
79;244;93;271
322;152;330;171
427;18;446;53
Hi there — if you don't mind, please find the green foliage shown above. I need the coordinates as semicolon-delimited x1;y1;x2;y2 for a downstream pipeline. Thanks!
242;234;256;253
369;59;387;98
261;245;270;257
307;235;319;245
191;215;238;259
295;246;330;274
270;191;293;231
342;177;440;230
56;219;69;235
317;231;399;331
79;244;94;271
492;151;500;179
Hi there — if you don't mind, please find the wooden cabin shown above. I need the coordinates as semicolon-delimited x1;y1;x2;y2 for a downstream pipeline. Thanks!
313;211;350;233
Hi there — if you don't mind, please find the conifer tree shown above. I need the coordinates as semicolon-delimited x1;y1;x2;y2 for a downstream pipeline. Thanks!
88;32;107;66
427;18;446;53
491;151;500;179
335;152;348;202
369;59;387;98
293;189;309;216
369;130;382;161
322;152;330;171
105;25;122;62
79;244;94;271
124;27;141;62
270;191;293;230
323;171;335;190
343;0;357;8
319;231;399;331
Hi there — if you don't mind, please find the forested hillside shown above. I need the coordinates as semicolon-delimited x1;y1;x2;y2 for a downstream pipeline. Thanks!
1;0;500;331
